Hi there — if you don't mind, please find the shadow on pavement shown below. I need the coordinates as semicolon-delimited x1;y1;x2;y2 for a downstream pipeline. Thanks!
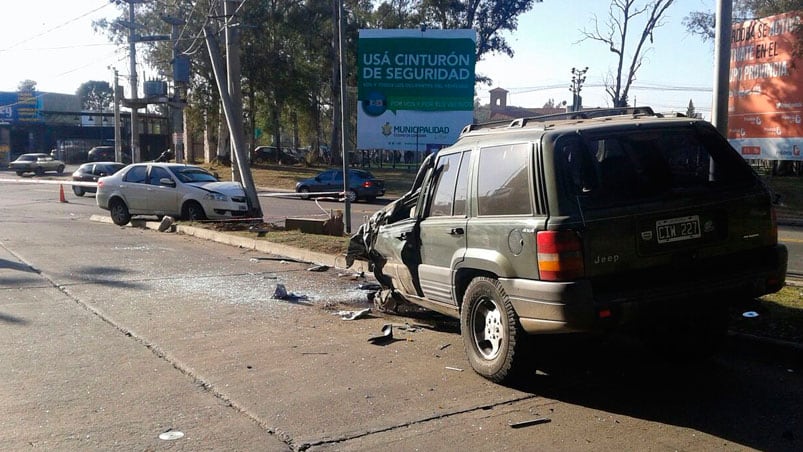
510;333;801;452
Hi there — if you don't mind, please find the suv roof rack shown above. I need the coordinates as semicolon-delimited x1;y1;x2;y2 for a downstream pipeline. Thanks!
461;106;658;136
511;106;657;128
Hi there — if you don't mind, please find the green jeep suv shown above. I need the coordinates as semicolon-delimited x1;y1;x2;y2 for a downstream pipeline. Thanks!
347;108;788;383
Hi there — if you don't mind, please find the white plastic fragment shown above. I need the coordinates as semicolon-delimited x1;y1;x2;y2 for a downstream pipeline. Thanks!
159;430;184;440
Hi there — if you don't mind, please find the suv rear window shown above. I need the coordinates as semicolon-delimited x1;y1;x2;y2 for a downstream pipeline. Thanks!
554;125;756;208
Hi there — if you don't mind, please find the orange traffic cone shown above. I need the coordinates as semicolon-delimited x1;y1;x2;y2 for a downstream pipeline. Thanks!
59;184;68;203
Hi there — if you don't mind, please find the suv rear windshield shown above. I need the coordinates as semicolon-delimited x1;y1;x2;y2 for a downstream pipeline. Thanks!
553;124;757;209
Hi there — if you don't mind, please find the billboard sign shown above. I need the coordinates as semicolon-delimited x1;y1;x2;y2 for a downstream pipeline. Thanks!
728;11;803;160
357;29;476;152
0;90;43;124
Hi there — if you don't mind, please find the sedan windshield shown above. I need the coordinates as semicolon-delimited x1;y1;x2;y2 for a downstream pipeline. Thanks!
170;167;218;183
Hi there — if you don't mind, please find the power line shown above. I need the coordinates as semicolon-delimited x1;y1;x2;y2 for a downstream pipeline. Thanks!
0;1;113;53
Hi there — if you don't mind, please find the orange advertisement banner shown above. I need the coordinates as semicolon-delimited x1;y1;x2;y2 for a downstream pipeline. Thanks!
728;11;803;159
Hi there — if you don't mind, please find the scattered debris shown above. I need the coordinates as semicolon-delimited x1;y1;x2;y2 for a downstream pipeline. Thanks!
272;283;309;302
301;352;329;355
445;366;463;372
307;264;330;272
438;343;451;351
334;308;371;320
367;324;394;345
158;430;184;441
339;271;365;280
358;283;382;291
742;311;760;318
509;418;551;429
157;216;174;232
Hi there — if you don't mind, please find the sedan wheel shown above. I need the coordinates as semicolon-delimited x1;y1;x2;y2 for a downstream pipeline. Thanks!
57;165;65;175
298;187;311;200
345;189;358;203
183;201;207;221
109;199;131;226
72;185;85;197
34;167;44;176
461;277;526;383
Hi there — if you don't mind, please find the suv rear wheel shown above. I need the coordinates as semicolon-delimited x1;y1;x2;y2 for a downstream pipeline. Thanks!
461;277;527;383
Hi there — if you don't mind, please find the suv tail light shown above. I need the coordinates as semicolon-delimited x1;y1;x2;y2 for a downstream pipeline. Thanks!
97;180;104;188
537;230;584;281
363;181;374;188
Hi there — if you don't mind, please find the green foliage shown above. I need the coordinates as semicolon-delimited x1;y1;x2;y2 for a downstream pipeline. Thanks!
76;80;113;111
93;0;538;155
17;79;37;91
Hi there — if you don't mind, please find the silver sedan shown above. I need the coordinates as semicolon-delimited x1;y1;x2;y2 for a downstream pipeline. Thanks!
96;163;250;225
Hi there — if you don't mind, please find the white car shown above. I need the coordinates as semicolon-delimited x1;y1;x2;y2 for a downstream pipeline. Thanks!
96;163;250;225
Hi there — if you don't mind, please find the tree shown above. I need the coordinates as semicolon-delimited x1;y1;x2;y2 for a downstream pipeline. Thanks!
76;81;114;111
17;79;37;92
686;99;696;118
684;0;803;42
579;0;675;107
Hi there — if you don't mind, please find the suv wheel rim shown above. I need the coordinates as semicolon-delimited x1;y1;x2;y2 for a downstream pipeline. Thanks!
471;297;503;360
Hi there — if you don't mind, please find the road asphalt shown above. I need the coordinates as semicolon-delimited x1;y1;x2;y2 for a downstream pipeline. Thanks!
90;214;803;361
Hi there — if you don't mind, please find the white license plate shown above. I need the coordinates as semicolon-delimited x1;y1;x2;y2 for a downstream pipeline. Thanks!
656;215;701;244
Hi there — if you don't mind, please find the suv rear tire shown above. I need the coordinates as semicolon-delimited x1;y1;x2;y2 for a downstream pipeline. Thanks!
461;277;527;383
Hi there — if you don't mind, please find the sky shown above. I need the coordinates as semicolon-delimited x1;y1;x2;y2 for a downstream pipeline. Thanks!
0;0;717;117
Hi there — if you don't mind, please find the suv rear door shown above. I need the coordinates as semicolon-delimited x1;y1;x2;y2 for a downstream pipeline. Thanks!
417;150;471;305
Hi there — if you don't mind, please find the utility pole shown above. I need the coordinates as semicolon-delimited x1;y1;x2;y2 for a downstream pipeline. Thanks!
338;0;351;234
127;0;140;163
204;24;263;220
112;68;122;162
712;0;732;135
225;0;243;182
163;12;187;163
569;67;588;112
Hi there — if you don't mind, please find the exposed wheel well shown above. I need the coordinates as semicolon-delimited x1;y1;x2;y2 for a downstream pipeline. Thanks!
454;268;499;309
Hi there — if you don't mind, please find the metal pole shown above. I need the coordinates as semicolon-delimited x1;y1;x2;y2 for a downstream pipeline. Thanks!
338;0;351;233
225;0;243;182
204;26;263;220
128;1;140;163
712;0;732;134
113;68;122;162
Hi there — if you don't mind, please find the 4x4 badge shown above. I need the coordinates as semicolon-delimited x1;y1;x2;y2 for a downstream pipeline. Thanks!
641;230;654;241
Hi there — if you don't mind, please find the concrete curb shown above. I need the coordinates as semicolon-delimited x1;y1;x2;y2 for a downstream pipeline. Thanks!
89;214;801;358
89;214;371;274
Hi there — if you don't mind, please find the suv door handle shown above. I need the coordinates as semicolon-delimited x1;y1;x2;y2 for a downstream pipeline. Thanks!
449;227;465;235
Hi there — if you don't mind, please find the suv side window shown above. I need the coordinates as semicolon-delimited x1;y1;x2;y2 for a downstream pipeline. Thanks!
427;153;462;217
477;144;532;216
123;165;147;184
453;151;471;216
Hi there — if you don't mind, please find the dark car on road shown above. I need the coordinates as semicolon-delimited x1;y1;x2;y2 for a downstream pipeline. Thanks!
87;146;131;163
347;107;788;383
251;146;299;165
295;168;385;202
71;162;126;196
